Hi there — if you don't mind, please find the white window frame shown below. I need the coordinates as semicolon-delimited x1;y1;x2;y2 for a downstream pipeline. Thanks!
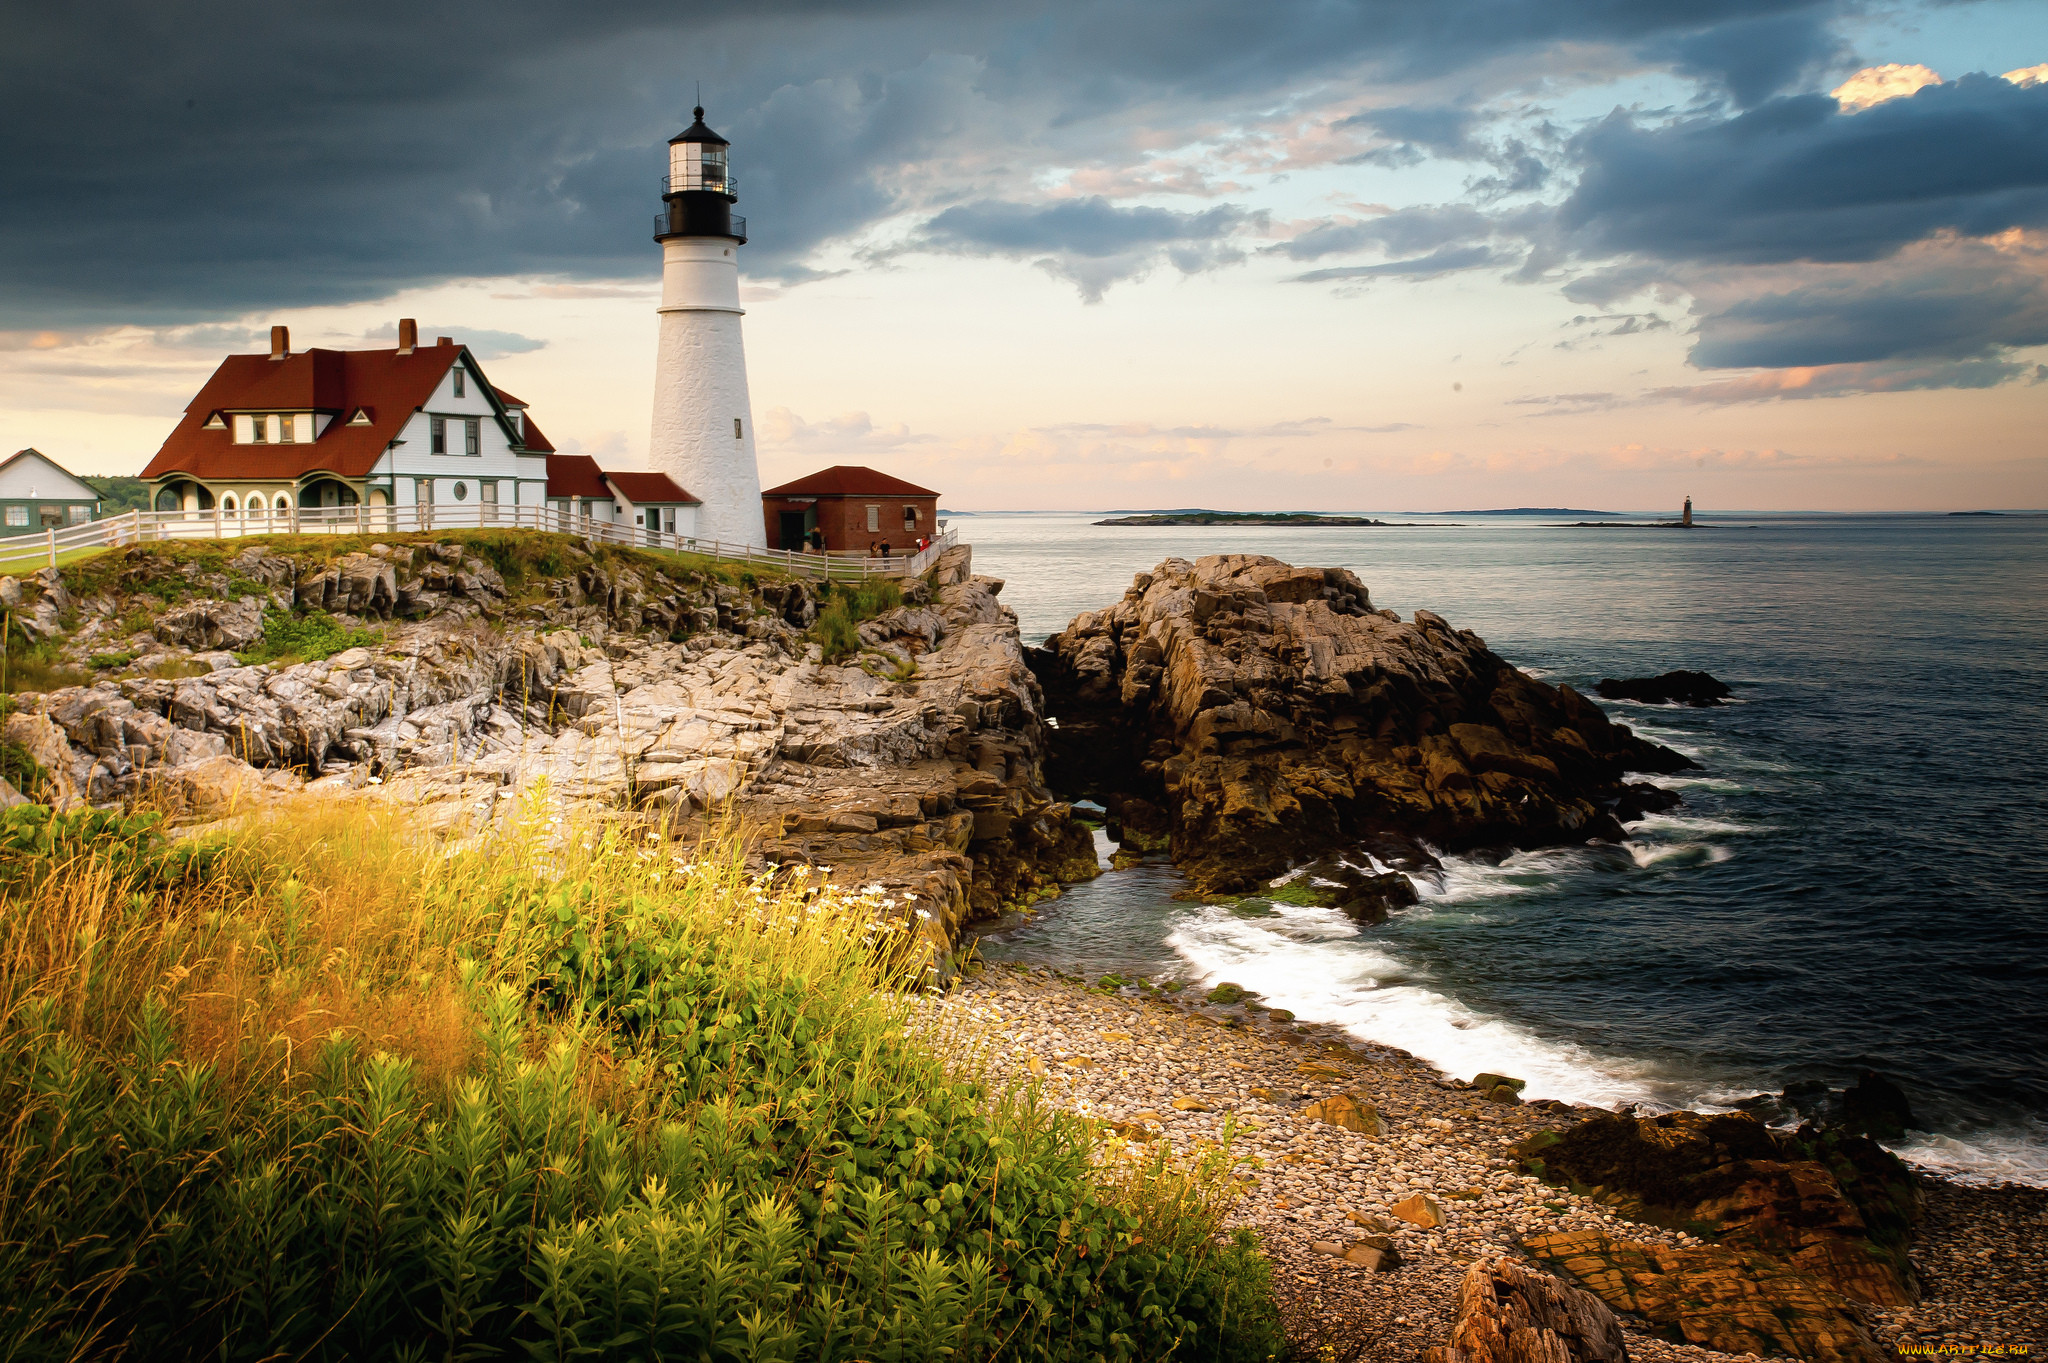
866;504;880;532
453;367;466;398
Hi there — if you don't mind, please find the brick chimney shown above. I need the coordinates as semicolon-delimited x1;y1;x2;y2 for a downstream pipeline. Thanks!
269;325;289;361
397;318;418;354
436;335;453;347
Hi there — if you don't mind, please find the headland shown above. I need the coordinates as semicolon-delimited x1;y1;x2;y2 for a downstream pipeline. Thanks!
0;533;2033;1359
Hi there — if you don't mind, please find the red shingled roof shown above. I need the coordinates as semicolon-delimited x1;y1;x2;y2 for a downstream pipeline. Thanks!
545;454;611;499
542;457;698;504
604;471;698;504
140;345;544;482
759;464;938;498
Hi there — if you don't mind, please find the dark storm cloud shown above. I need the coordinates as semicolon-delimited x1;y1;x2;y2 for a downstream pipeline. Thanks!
1653;9;1847;108
1271;205;1499;263
1338;105;1484;166
1688;256;2048;368
923;199;1253;258
1535;75;2048;379
918;198;1260;300
1557;76;2048;266
0;0;1840;325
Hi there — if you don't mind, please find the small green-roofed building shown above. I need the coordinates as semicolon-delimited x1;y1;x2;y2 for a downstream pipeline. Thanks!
0;449;101;536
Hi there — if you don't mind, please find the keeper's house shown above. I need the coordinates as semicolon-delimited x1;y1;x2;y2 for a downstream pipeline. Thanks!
760;465;938;552
0;449;101;536
142;320;577;519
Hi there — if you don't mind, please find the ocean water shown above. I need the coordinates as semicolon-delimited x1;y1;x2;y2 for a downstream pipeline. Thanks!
957;510;2048;1186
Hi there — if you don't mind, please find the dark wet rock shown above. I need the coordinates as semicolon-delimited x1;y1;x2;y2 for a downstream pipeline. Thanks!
1595;669;1733;707
1611;780;1682;822
1471;1073;1527;1105
1839;1071;1917;1141
1739;1072;1918;1142
1031;555;1695;895
1285;853;1421;923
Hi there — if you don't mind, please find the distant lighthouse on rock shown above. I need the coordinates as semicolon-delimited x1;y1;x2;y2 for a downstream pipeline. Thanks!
648;107;763;546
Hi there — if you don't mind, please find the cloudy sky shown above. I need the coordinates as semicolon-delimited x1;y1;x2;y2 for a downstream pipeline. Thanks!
3;0;2044;510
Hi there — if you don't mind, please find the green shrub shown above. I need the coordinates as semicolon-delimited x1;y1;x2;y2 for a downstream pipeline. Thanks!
0;805;1284;1362
234;611;382;666
812;579;905;663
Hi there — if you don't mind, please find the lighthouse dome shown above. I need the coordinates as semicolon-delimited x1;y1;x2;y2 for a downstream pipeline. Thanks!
668;107;732;195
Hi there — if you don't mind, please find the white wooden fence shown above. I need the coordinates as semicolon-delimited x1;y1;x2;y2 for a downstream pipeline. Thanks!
0;505;958;583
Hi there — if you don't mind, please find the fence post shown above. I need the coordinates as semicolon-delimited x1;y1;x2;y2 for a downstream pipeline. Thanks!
45;528;55;569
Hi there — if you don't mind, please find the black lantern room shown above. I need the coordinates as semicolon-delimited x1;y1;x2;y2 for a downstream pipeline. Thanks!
657;107;746;243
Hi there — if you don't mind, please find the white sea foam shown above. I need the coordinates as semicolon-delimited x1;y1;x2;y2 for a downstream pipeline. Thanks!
1893;1121;2048;1188
1165;901;1674;1111
1643;774;1751;793
1627;812;1764;837
1625;841;1734;869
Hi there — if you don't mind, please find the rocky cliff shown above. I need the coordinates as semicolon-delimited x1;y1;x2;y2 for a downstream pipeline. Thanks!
1030;554;1691;894
2;534;1094;941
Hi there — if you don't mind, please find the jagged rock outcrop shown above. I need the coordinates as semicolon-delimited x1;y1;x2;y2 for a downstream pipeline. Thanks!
1;538;1094;944
1522;1231;1888;1363
1030;555;1691;894
1513;1109;1920;1311
1423;1255;1628;1363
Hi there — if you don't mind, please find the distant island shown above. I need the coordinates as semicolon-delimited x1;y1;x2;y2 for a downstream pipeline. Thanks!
1414;506;1621;516
1094;511;1402;527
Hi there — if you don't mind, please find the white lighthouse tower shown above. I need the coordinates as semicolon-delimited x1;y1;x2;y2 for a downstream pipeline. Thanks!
649;107;763;546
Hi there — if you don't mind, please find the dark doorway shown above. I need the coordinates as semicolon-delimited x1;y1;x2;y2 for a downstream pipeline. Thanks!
777;511;807;550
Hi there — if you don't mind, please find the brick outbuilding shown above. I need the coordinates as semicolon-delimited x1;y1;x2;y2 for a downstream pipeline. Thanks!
760;465;939;553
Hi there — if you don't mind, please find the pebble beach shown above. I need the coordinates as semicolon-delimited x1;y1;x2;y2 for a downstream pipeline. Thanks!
939;964;2044;1362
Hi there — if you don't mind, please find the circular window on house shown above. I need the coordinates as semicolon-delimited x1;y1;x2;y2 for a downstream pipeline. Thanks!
452;481;468;501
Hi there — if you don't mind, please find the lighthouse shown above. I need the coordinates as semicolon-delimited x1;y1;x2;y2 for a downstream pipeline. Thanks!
648;107;764;546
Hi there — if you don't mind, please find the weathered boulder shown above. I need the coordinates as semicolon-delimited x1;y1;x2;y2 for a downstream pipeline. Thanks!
1032;555;1693;893
1594;670;1732;707
1305;1093;1384;1135
1423;1255;1627;1363
1473;1073;1528;1105
155;597;266;650
1524;1230;1886;1363
1513;1109;1919;1309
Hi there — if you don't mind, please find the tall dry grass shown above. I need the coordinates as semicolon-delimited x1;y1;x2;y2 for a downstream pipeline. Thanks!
0;794;1281;1362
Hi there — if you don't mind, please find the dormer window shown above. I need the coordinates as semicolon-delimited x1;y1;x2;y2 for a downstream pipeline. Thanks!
348;409;373;426
230;413;308;443
203;412;226;430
